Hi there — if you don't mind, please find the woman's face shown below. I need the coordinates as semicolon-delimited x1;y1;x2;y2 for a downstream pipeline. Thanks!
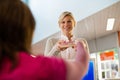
59;16;74;35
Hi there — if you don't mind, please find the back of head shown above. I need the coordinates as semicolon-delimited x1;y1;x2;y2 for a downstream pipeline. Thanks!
0;0;35;69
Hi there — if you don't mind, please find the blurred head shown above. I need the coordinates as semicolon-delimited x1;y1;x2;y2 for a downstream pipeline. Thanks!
0;0;35;68
58;11;76;36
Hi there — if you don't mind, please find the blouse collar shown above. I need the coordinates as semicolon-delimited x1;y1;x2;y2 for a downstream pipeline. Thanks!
60;33;75;42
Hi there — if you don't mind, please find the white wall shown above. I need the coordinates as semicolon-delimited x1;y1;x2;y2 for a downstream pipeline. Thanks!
88;32;119;53
32;31;119;55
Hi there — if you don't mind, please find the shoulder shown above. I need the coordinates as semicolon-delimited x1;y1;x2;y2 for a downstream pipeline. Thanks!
37;56;65;67
47;37;59;43
75;38;87;42
36;56;66;79
47;37;59;41
19;52;66;79
75;38;88;48
20;52;66;73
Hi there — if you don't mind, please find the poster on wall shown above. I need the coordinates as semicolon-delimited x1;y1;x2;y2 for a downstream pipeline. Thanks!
100;51;114;61
99;50;120;79
111;61;119;78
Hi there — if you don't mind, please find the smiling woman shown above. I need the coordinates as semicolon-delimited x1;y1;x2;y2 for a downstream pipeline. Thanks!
44;11;89;60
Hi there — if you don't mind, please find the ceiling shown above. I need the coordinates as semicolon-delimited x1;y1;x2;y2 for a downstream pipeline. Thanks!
73;1;120;41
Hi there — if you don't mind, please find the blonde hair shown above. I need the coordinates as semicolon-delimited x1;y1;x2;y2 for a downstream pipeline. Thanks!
58;11;76;26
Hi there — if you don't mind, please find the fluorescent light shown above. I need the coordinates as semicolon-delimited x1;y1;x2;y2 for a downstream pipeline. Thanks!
106;18;115;31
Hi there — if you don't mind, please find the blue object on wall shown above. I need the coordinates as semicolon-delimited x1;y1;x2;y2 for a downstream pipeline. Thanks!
82;61;94;80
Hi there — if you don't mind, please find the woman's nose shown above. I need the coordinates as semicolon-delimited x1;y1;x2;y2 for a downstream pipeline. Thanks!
64;22;69;27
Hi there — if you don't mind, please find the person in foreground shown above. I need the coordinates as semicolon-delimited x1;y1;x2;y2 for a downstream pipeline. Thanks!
0;0;89;80
44;11;89;61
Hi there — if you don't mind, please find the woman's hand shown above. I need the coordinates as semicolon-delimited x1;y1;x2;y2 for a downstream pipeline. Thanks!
56;40;75;51
56;40;68;51
73;39;87;51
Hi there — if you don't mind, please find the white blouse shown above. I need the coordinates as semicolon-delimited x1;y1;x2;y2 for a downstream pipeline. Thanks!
44;34;89;61
60;35;76;60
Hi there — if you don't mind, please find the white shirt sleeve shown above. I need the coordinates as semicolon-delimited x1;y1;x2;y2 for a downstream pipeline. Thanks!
44;38;60;57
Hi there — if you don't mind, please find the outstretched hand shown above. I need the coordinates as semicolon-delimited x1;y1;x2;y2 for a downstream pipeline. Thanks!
76;42;89;62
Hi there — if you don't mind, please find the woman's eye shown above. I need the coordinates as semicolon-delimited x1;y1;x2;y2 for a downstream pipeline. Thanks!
62;21;65;24
68;20;71;23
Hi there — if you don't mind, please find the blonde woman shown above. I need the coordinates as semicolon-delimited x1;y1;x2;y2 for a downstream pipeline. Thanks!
45;11;89;60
